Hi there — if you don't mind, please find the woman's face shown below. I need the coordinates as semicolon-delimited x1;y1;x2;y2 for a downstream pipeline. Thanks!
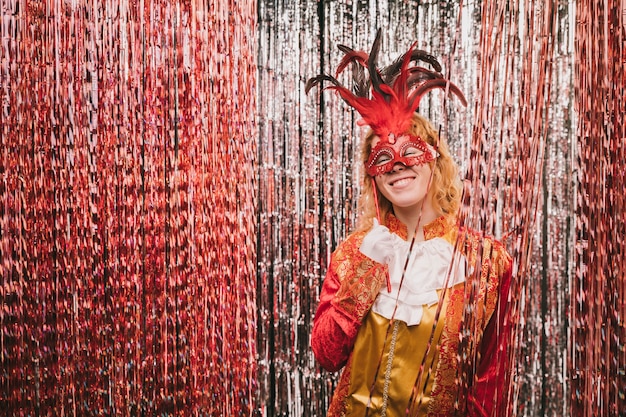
369;135;435;211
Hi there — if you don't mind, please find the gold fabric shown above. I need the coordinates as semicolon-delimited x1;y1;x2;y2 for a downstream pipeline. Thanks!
345;288;454;416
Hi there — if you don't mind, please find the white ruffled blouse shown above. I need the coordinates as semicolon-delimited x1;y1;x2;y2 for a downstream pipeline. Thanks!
371;234;467;326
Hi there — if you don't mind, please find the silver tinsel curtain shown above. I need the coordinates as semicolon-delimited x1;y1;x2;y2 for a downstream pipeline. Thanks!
1;1;625;416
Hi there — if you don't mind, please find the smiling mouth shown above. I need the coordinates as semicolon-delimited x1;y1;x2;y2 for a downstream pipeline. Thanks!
390;177;414;187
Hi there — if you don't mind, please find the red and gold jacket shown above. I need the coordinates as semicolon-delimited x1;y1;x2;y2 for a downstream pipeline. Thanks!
311;214;514;417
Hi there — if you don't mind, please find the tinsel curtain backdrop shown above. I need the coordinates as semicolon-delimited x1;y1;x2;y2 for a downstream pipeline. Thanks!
1;1;624;416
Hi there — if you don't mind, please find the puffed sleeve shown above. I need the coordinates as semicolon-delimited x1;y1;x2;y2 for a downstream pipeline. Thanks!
311;233;388;372
467;241;514;417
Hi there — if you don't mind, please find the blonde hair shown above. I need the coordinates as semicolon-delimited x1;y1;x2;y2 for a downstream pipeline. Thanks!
356;113;462;231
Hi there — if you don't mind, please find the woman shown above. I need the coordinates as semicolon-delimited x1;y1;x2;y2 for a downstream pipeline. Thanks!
307;31;514;417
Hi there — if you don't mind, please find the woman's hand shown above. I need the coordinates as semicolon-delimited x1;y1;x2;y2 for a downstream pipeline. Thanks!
359;218;397;265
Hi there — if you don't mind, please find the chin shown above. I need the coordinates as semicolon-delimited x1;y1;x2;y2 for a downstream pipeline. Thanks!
391;199;427;210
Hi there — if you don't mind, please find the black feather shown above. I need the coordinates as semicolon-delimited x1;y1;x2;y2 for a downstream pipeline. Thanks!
335;44;370;97
304;74;341;94
367;29;387;99
381;49;442;84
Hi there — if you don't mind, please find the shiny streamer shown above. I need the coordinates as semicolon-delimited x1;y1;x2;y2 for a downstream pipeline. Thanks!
463;2;567;415
257;1;622;417
572;1;626;416
1;1;257;415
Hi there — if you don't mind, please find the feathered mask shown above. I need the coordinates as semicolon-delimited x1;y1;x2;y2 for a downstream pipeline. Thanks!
305;29;468;144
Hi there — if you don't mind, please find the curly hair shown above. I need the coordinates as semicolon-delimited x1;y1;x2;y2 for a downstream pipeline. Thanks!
356;113;462;231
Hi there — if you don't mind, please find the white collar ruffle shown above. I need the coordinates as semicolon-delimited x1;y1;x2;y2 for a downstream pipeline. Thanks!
371;234;467;326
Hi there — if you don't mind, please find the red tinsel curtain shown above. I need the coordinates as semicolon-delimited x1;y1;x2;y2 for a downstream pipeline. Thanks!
572;1;626;416
1;1;257;415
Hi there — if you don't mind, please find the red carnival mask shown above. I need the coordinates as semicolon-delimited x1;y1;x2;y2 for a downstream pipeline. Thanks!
366;135;439;176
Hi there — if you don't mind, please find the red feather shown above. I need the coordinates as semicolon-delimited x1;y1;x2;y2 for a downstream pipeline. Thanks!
307;29;467;143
